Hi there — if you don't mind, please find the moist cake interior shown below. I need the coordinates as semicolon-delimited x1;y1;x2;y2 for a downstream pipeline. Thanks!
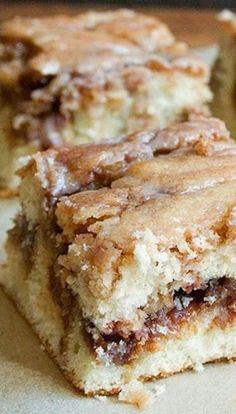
87;277;236;366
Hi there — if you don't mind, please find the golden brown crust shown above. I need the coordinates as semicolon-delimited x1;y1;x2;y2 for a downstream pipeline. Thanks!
0;9;208;85
75;355;236;396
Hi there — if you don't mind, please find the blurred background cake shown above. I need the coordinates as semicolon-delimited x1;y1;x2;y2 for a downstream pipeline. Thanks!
0;9;211;187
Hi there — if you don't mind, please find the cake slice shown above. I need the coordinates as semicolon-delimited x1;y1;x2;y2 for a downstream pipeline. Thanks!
1;117;236;395
0;9;212;187
211;10;236;137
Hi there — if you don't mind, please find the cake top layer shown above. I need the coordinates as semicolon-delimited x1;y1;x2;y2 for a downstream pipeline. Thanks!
20;116;232;198
56;153;236;242
0;9;208;84
218;10;236;35
0;9;174;53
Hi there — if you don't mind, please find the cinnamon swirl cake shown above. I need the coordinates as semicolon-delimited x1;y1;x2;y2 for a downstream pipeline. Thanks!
1;116;236;395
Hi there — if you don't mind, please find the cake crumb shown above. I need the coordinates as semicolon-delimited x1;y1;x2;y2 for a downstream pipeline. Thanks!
194;362;205;372
94;395;107;402
118;380;165;409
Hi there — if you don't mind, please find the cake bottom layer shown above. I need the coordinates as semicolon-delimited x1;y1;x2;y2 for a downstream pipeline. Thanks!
1;233;236;395
1;278;236;395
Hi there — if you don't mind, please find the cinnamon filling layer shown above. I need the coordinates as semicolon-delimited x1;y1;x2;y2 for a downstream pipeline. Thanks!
87;278;236;365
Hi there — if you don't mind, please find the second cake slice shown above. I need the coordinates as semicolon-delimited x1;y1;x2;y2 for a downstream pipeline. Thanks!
0;9;211;186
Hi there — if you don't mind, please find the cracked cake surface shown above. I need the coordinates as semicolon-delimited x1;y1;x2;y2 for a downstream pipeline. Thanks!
1;116;236;395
